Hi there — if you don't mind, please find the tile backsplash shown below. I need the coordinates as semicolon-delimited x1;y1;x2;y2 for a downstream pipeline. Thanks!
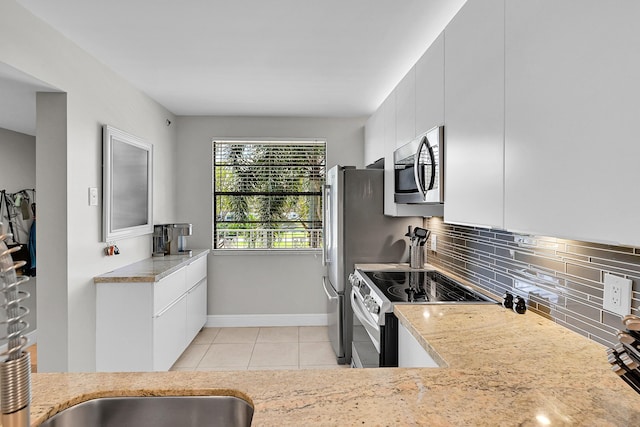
425;217;640;347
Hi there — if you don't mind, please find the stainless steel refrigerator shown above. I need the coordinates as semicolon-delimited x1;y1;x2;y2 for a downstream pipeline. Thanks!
322;165;418;364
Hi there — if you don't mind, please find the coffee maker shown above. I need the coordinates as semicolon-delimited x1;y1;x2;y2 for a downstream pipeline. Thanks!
153;223;193;256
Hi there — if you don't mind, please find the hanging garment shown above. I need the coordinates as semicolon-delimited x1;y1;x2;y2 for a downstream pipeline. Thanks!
28;218;36;276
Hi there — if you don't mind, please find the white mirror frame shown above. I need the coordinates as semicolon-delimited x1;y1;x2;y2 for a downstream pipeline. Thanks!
102;125;153;242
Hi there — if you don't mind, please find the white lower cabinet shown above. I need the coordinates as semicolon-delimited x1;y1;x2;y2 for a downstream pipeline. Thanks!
96;255;207;372
398;322;438;368
153;294;188;371
186;279;207;344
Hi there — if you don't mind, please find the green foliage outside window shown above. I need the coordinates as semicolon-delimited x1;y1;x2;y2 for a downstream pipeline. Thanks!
213;140;325;249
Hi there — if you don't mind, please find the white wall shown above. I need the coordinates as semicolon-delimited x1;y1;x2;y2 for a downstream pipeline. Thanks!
175;116;366;322
0;127;35;191
0;126;35;244
1;0;178;371
0;126;37;336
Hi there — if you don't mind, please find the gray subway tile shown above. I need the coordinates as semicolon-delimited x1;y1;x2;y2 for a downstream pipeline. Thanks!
514;252;565;272
565;299;601;321
566;263;602;282
496;273;514;288
602;310;624;330
555;251;590;263
565;241;635;255
423;218;640;349
589;333;616;348
592;258;640;276
562;279;603;299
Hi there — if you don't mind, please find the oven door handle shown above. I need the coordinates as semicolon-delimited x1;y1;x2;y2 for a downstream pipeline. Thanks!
351;290;381;352
350;289;380;334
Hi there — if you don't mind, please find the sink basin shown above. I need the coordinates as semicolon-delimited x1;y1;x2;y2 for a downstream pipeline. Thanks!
39;395;253;427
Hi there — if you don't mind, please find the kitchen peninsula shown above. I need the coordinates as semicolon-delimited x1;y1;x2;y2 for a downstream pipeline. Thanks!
31;302;640;426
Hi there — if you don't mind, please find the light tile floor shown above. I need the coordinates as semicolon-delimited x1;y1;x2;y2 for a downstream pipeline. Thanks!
171;326;349;371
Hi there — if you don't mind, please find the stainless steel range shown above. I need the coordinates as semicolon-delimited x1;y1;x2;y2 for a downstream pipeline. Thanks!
349;269;498;368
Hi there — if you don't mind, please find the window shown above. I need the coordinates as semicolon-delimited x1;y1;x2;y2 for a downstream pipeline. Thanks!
212;139;326;250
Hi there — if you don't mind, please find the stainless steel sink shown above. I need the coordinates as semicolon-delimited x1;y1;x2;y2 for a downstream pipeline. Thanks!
39;395;253;427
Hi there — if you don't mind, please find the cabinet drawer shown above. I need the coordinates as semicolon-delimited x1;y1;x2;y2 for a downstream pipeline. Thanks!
186;256;207;287
154;268;187;315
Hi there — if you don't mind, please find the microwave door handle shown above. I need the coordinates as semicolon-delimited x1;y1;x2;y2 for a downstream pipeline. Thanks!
413;137;428;198
425;139;436;191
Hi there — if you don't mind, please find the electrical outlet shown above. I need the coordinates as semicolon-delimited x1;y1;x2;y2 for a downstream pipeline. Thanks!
431;234;437;252
603;273;632;317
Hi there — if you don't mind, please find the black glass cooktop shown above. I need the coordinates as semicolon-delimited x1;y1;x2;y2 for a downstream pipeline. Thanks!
363;270;496;303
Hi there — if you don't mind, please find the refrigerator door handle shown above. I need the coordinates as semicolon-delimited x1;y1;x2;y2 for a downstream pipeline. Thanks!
322;184;331;266
322;276;338;300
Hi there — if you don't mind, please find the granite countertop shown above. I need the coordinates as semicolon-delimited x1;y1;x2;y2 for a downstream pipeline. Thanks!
30;302;640;426
93;249;209;283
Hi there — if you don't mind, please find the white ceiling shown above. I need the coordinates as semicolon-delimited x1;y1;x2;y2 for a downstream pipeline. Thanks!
6;0;466;130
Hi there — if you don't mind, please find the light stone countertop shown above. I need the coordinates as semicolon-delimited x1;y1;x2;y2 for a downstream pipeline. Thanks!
30;303;640;426
93;249;209;283
35;262;640;425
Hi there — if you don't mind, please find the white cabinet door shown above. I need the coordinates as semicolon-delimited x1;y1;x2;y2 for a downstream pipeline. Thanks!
395;66;416;147
398;322;438;368
96;282;154;372
504;0;640;246
444;0;505;229
416;33;445;137
364;107;384;167
186;279;207;343
153;294;188;371
383;94;398;216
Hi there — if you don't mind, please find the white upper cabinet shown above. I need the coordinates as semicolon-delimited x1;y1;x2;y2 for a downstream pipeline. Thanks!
382;93;398;216
395;66;416;147
504;0;640;246
415;33;445;137
364;106;384;167
444;0;505;229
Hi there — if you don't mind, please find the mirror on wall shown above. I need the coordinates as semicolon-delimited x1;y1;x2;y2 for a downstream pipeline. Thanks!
102;125;153;241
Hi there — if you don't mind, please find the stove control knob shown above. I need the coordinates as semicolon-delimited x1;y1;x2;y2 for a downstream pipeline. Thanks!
364;296;373;310
349;274;360;289
369;304;380;315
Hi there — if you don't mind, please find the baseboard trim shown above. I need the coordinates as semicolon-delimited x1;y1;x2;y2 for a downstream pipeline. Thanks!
206;314;328;328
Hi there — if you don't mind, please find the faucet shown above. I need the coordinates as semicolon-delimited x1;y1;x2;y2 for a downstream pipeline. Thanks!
0;225;31;427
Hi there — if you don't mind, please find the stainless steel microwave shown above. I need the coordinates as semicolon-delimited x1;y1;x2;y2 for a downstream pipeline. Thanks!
393;126;444;204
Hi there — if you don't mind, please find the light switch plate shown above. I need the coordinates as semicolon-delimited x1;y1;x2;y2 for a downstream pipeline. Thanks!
603;273;632;317
431;234;437;252
89;187;98;206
